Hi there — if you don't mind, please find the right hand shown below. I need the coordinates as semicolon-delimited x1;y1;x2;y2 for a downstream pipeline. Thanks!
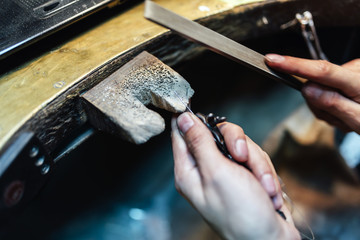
265;54;360;133
171;112;300;240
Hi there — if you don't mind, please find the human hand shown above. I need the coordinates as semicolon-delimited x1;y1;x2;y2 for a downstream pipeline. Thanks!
171;112;300;240
265;54;360;134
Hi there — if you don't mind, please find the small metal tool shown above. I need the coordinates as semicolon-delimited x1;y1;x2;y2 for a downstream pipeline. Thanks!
174;92;250;169
281;11;328;61
198;114;236;161
197;111;287;220
144;0;303;90
175;94;286;220
296;11;328;60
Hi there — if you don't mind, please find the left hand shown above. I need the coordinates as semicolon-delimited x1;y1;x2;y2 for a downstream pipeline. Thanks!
171;112;300;240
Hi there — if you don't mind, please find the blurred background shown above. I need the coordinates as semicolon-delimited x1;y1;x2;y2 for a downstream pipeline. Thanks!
1;2;360;239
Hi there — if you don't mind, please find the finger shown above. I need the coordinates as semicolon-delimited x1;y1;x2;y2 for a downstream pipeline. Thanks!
218;122;282;207
272;192;284;210
278;203;294;225
176;112;225;175
171;116;196;176
307;103;341;124
171;116;202;200
246;137;283;209
246;137;282;200
306;100;352;132
276;203;301;239
342;59;360;73
218;122;248;162
302;83;360;133
265;54;360;98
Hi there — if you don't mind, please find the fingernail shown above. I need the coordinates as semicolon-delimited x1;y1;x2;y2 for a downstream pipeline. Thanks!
177;112;194;134
265;54;285;63
303;84;323;99
272;193;284;210
235;139;248;159
261;174;277;196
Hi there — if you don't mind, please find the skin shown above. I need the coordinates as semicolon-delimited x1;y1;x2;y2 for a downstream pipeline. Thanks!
171;54;360;239
265;54;360;134
171;113;300;240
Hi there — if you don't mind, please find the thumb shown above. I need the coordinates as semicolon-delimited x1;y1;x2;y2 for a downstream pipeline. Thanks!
177;112;225;174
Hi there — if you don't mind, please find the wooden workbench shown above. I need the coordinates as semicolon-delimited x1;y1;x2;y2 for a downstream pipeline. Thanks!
1;0;360;155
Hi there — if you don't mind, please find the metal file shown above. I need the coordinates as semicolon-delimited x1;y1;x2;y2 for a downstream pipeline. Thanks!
144;0;303;90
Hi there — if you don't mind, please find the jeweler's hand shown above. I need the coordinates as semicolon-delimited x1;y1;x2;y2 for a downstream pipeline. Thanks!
171;112;300;240
265;54;360;133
